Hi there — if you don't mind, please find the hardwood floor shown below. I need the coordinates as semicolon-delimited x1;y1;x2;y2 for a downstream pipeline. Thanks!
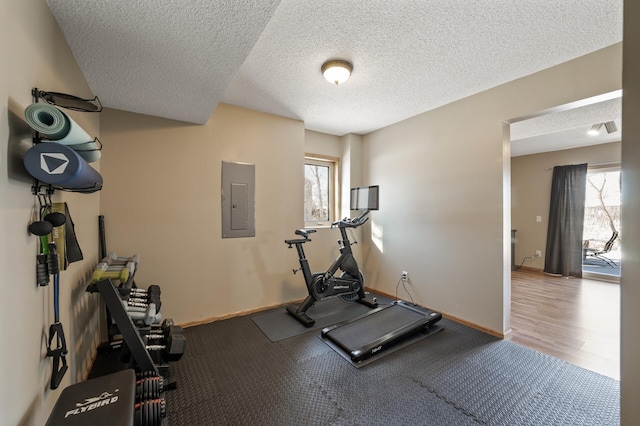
508;269;620;380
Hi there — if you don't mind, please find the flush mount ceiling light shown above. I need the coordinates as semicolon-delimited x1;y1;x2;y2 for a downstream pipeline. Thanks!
587;123;602;136
321;60;353;85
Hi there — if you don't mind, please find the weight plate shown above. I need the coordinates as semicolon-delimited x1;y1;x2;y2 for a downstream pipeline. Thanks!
154;401;160;426
145;401;151;426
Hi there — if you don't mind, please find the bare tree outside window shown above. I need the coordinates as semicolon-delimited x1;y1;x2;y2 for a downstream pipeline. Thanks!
304;156;337;226
305;163;329;222
583;169;621;261
586;171;621;236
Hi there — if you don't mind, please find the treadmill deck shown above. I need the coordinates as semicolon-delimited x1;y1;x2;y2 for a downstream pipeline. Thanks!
321;300;442;362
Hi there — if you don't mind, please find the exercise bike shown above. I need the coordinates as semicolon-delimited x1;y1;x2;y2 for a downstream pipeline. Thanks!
284;210;378;327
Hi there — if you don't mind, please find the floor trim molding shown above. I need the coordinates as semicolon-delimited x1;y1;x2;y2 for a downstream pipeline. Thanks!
180;290;505;338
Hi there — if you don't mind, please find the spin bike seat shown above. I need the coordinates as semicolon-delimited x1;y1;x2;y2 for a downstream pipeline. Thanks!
295;229;316;238
285;229;316;245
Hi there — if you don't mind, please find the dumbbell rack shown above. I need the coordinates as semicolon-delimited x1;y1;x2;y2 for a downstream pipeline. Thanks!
89;279;159;376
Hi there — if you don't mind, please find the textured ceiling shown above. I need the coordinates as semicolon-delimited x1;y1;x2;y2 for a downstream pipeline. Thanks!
46;0;623;151
511;96;622;156
46;0;282;124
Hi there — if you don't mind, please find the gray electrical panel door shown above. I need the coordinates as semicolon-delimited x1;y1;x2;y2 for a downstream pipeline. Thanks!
222;161;255;238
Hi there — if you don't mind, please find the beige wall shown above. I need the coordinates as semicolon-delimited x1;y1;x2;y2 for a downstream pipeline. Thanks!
621;0;640;422
0;1;102;425
3;2;637;424
511;142;621;270
305;129;342;158
100;105;306;324
362;44;622;335
100;112;368;326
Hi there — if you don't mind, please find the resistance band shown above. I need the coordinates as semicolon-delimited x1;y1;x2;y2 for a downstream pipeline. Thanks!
33;194;68;389
46;242;68;390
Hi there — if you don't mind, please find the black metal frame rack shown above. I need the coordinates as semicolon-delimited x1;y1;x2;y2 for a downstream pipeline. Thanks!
88;279;159;376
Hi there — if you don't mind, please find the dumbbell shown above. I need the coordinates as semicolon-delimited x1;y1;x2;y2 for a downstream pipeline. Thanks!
126;287;161;305
139;318;173;335
121;285;161;300
145;324;184;347
91;261;134;283
104;252;140;267
118;286;161;308
126;285;161;299
125;292;161;307
127;299;162;313
124;302;163;326
136;319;175;340
145;327;186;363
145;325;183;345
124;293;162;314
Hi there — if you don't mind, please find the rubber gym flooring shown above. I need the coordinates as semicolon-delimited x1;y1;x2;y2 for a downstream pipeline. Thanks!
164;304;619;425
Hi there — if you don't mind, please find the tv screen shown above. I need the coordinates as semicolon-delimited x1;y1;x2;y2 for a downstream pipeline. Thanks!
350;185;379;211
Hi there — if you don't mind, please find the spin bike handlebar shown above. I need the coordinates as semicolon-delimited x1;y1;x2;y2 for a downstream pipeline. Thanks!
331;211;370;229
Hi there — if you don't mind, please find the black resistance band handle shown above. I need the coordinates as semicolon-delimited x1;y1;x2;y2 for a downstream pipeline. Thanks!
46;322;68;389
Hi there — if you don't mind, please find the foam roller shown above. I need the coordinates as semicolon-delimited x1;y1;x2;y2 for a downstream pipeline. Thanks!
23;142;102;192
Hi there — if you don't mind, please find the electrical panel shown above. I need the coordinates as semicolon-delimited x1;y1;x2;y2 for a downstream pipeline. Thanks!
221;161;255;238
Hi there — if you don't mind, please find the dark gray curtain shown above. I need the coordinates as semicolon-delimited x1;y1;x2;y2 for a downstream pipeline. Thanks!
544;163;588;277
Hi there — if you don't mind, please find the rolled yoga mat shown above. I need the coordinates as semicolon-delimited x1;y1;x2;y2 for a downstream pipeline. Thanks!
24;103;101;163
23;142;103;193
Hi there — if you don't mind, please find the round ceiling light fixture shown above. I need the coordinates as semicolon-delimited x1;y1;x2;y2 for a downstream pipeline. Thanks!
587;123;603;136
321;60;353;85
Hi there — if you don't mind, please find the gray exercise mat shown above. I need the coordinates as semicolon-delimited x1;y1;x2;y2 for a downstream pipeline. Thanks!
251;294;393;342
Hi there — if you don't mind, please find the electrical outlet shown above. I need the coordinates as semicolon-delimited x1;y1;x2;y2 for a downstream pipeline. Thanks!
401;271;408;280
535;250;542;257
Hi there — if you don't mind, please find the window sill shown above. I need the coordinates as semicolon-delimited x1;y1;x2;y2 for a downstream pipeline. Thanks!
305;224;332;229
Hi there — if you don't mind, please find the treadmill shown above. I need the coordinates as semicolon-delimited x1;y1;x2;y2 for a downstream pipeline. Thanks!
321;300;442;363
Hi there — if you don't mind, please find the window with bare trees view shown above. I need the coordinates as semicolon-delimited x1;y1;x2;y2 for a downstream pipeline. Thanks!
304;156;336;226
583;167;621;276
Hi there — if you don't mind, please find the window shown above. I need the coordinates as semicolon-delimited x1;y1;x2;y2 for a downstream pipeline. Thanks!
582;167;621;276
304;155;338;226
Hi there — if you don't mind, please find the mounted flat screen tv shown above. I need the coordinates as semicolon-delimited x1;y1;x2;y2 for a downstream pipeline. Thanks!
350;185;379;211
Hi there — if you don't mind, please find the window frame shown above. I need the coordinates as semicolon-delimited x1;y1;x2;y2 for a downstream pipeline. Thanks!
583;164;621;248
304;154;339;228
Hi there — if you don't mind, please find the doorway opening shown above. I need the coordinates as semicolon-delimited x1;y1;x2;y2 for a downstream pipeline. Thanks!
505;90;621;379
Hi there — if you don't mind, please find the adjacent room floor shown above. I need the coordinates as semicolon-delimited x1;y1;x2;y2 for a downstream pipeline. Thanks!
508;269;620;380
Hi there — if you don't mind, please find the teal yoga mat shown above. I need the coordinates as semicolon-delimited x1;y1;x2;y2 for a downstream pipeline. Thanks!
24;103;100;163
